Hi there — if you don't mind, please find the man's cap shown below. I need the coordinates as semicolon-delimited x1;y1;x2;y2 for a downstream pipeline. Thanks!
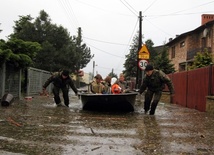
94;74;103;80
62;70;69;76
145;64;154;71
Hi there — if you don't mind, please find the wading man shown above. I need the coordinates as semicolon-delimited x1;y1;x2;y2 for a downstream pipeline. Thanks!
43;70;78;107
139;65;174;115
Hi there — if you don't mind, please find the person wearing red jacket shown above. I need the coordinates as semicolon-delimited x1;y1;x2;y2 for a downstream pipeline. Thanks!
111;77;122;94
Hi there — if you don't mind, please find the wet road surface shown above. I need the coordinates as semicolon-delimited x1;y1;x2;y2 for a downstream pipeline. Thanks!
0;93;214;155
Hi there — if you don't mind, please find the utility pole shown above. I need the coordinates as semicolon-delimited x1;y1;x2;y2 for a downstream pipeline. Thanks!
136;11;142;89
92;61;95;79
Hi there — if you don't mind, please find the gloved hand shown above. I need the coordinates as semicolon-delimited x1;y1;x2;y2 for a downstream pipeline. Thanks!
75;92;80;99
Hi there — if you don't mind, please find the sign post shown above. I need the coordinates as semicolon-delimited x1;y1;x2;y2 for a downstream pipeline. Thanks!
137;44;150;86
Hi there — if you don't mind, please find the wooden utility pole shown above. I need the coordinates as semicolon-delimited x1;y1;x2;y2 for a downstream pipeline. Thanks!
136;11;142;89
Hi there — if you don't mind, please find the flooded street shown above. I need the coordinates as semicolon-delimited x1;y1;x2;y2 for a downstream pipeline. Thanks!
0;93;214;155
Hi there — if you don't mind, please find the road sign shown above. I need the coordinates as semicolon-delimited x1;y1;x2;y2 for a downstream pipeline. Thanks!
138;44;150;59
138;59;148;70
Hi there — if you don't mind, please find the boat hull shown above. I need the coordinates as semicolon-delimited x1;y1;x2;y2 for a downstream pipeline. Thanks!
80;92;138;112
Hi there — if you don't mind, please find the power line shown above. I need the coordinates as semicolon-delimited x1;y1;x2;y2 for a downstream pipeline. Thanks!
119;0;138;16
57;0;79;31
122;0;138;15
65;0;80;26
145;1;214;18
86;42;124;58
143;0;158;14
144;18;173;37
169;0;214;15
75;0;134;17
83;36;129;46
115;18;139;71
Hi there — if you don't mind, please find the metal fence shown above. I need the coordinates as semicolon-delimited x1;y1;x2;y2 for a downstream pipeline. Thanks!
0;63;21;99
26;67;52;96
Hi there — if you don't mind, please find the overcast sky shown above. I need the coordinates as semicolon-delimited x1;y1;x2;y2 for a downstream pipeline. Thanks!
1;0;214;77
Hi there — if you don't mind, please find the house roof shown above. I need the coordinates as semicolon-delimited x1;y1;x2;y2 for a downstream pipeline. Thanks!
166;20;214;46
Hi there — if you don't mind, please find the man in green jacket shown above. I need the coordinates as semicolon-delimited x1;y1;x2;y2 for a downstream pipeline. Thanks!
43;70;78;107
139;65;174;115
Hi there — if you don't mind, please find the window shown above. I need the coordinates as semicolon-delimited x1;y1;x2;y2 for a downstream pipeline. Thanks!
180;41;185;47
171;46;175;59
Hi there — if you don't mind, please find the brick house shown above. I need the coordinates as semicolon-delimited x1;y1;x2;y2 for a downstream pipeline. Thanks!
166;14;214;72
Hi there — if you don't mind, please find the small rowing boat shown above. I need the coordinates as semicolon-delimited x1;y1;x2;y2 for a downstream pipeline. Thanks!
80;92;138;112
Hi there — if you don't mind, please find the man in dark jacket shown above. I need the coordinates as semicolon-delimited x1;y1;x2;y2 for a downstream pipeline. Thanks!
43;70;78;107
139;65;174;115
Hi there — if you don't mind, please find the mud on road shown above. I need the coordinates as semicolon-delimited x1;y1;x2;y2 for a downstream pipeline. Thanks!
0;94;214;155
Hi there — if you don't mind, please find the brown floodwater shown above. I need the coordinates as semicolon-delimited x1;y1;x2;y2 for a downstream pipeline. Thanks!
0;93;214;155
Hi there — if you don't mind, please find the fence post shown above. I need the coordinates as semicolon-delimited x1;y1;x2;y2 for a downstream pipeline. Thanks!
18;69;22;99
1;63;6;98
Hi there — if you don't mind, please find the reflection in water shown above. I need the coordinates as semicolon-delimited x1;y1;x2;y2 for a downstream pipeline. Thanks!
135;116;162;154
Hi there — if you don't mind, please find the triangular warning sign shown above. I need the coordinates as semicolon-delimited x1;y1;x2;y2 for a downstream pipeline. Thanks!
138;44;150;59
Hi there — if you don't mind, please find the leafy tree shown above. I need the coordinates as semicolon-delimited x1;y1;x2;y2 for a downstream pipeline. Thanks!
124;32;175;79
10;10;93;73
123;35;158;79
144;39;156;64
190;49;213;70
108;72;117;78
153;46;175;74
0;38;41;68
72;27;93;72
123;34;138;79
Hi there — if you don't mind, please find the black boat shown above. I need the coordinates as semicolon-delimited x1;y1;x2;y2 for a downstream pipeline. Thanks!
80;92;138;112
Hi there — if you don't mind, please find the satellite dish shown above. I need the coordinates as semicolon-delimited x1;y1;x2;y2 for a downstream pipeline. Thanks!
203;28;208;37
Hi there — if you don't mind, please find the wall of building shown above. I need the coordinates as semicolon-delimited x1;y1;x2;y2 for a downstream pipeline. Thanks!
169;36;188;71
169;25;214;72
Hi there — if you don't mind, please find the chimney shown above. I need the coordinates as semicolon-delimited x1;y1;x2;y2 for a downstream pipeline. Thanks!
201;14;214;25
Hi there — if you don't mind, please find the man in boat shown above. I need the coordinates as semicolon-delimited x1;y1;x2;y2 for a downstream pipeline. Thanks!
42;70;78;107
118;73;130;93
90;74;105;94
102;76;112;94
139;65;174;115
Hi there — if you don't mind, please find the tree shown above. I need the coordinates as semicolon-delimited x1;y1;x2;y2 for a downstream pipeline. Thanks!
123;35;157;79
10;10;93;73
123;34;138;79
72;27;93;72
190;49;213;70
153;46;175;74
144;39;156;64
108;72;117;78
124;31;175;77
0;38;41;68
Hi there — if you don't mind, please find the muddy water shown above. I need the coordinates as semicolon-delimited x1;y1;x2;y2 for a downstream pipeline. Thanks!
0;93;214;155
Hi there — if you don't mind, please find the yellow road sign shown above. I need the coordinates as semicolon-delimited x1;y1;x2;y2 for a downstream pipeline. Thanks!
138;44;150;59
